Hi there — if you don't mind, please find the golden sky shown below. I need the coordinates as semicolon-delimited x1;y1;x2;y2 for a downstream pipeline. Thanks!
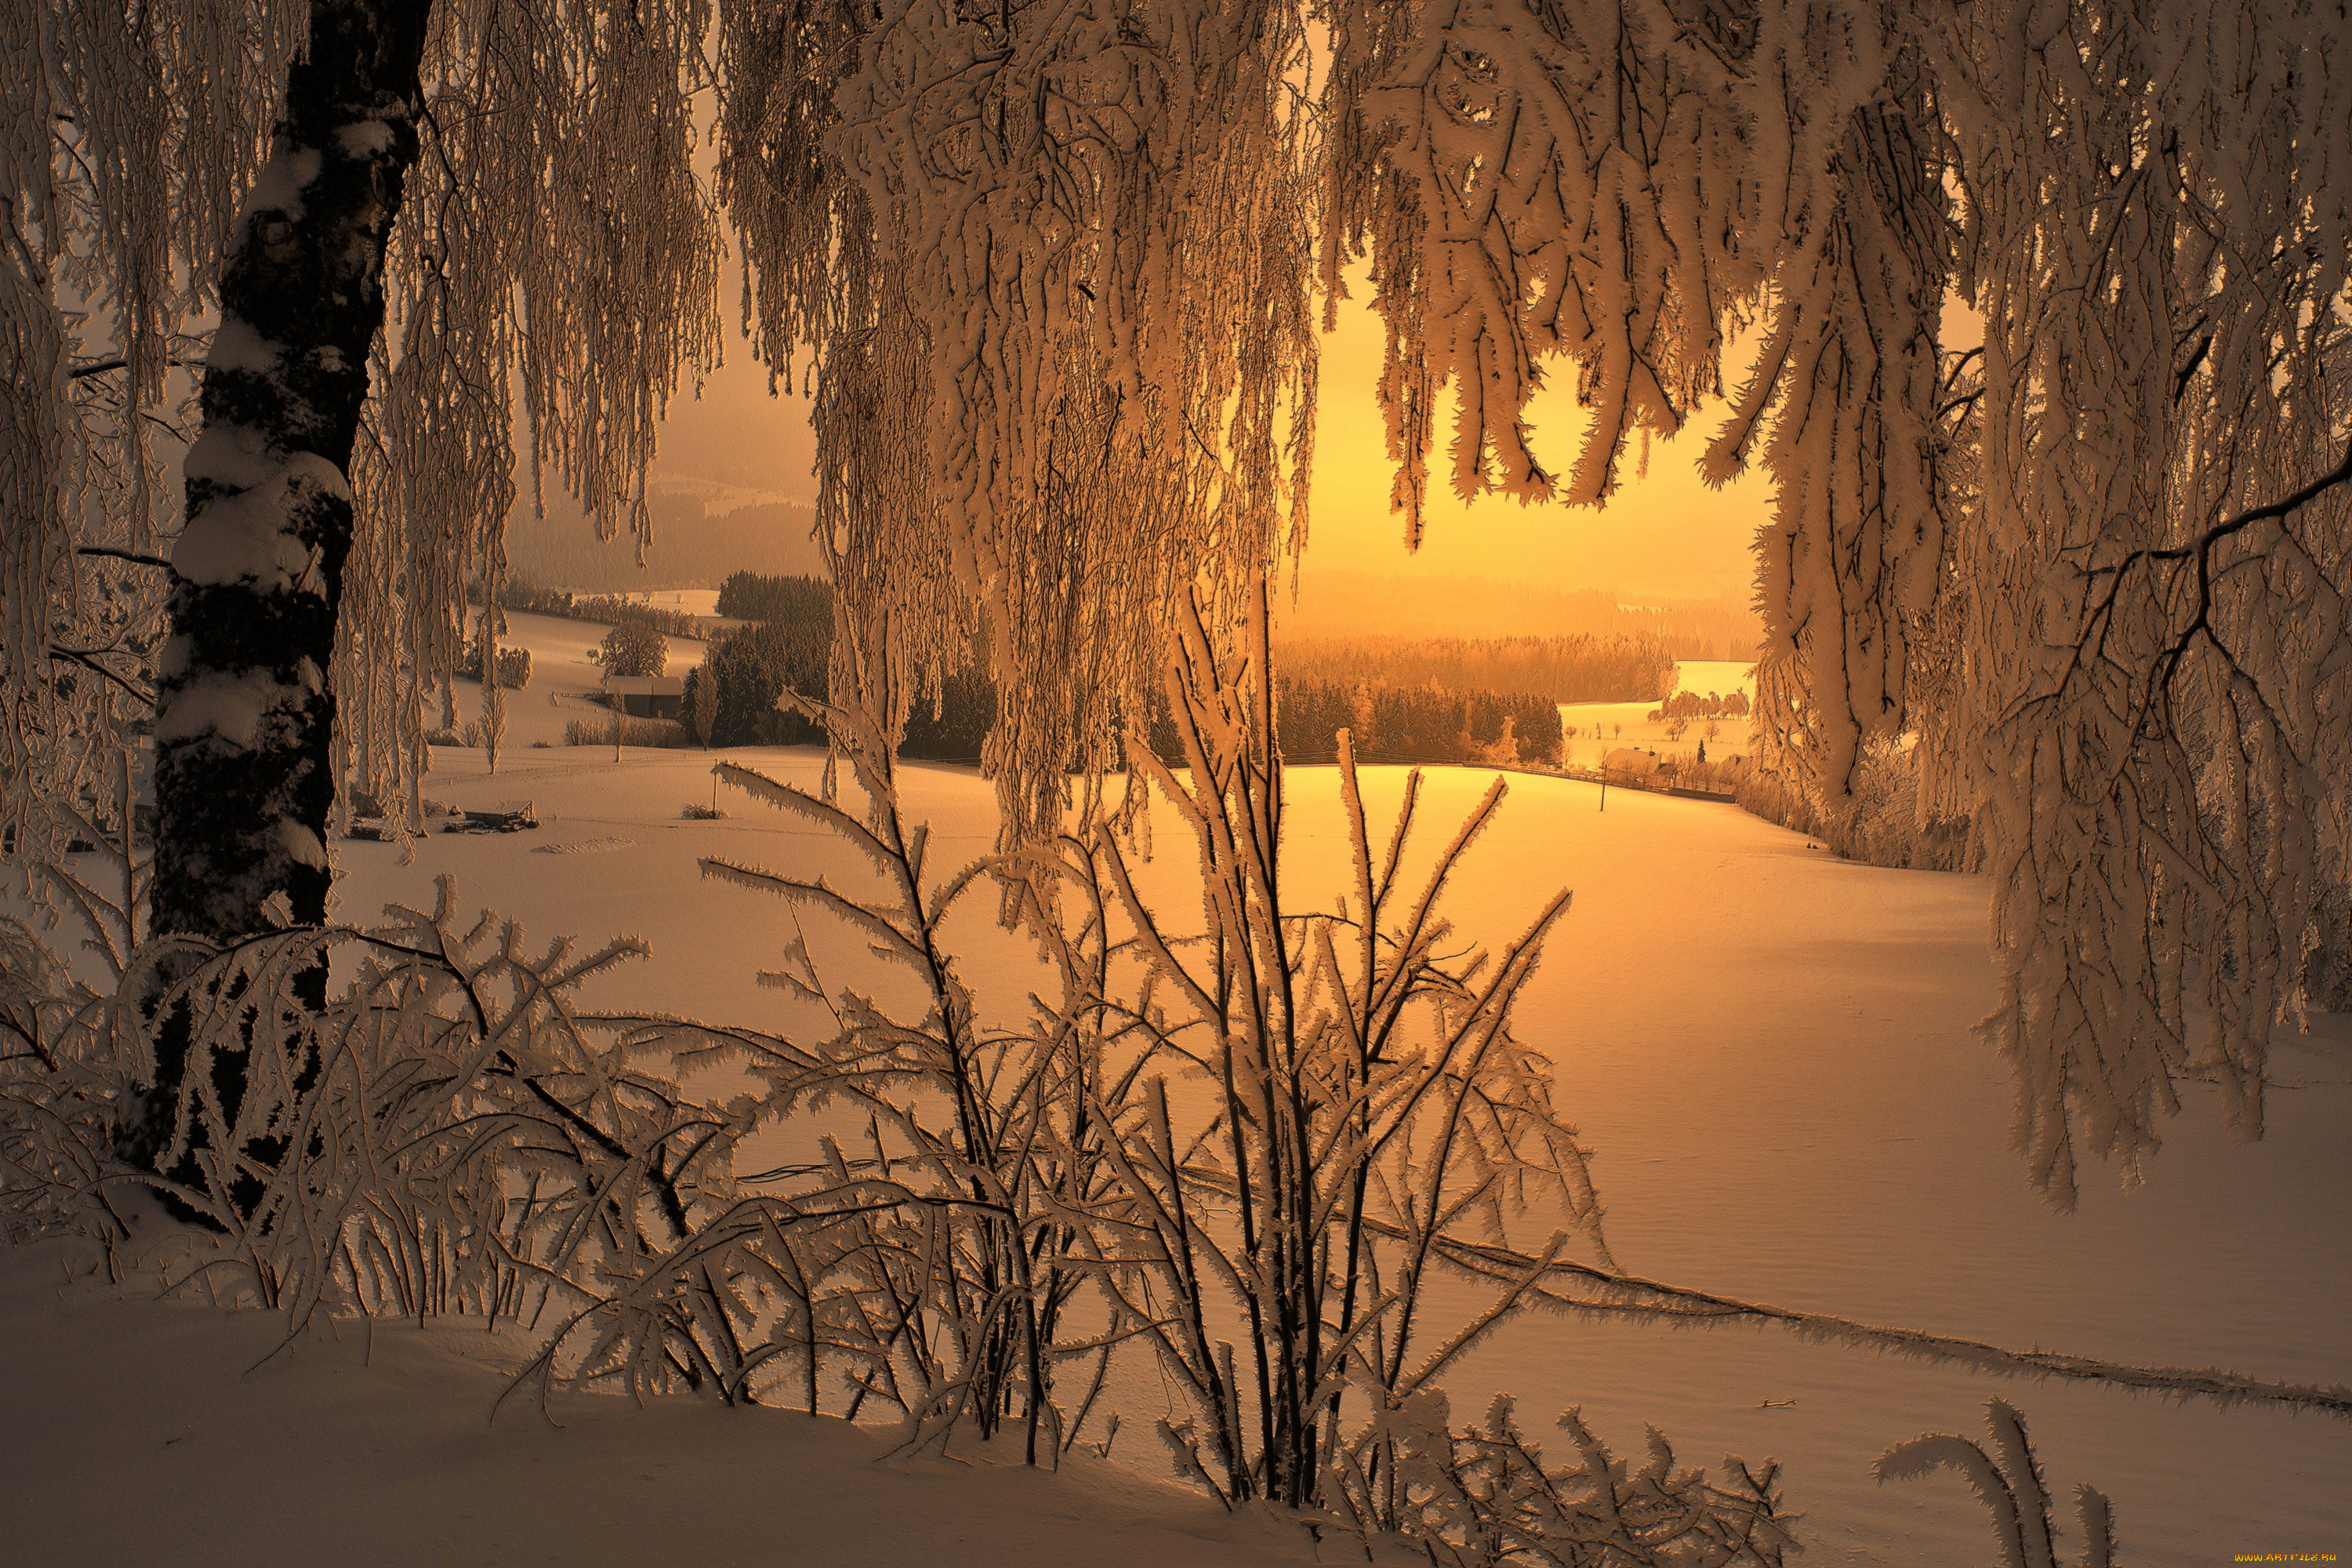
1304;278;1772;602
650;278;1775;605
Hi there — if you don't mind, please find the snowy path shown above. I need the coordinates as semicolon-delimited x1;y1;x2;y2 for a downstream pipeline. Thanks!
317;742;2351;1566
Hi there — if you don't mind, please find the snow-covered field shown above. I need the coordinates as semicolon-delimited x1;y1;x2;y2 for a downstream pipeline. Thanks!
0;1234;1342;1568
9;622;2346;1565
1559;656;1757;769
318;730;2349;1563
452;609;709;751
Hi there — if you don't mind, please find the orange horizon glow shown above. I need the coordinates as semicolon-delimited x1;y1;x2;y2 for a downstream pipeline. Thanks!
641;273;1775;609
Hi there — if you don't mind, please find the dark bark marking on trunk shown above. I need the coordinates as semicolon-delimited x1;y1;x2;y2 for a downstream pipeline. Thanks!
125;0;434;1187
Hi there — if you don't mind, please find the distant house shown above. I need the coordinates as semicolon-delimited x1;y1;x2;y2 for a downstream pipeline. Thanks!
604;673;684;719
1601;747;1659;779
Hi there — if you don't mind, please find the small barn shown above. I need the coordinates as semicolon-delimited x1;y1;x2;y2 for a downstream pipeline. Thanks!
604;673;684;719
1601;746;1659;779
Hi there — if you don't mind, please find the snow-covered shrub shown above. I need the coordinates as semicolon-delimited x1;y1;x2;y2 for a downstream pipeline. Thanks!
1338;1391;1795;1566
2;877;745;1340
512;594;1789;1564
1820;739;1960;872
1735;741;1976;873
0;918;118;1245
1;837;145;1244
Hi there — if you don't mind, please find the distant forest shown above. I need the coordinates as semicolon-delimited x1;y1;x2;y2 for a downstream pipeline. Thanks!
504;488;822;591
1283;569;1757;661
1272;679;1562;767
1276;632;1677;706
673;575;1565;767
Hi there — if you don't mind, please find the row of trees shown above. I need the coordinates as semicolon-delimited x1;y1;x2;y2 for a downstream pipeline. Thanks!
1277;633;1676;706
1276;679;1563;768
713;572;833;626
1648;690;1751;722
456;644;532;688
675;579;1569;770
497;583;705;640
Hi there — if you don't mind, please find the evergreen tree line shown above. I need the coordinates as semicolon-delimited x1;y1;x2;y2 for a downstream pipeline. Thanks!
1648;688;1751;720
1272;679;1563;767
495;581;707;640
688;575;1561;767
1275;631;1676;705
713;571;834;624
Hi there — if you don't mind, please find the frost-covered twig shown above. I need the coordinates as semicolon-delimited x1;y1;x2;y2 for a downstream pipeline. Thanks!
1878;1399;2117;1568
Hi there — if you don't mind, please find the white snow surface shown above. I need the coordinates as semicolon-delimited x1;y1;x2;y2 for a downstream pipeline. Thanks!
0;1236;1348;1568
182;422;286;490
235;148;321;223
17;621;2348;1564
345;737;2351;1565
334;118;395;157
203;318;283;374
173;477;329;590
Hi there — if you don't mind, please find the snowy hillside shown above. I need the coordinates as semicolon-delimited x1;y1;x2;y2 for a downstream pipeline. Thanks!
335;682;2350;1563
0;1234;1346;1568
13;614;2347;1566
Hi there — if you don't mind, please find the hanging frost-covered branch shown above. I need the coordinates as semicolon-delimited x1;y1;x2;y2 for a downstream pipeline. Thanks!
2;0;303;921
343;0;722;812
720;0;2350;1200
1916;0;2352;1204
720;0;1317;841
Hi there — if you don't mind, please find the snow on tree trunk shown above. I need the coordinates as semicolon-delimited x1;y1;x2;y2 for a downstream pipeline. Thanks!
131;0;432;1169
154;0;430;942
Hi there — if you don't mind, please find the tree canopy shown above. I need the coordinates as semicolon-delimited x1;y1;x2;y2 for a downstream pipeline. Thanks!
6;0;2348;1199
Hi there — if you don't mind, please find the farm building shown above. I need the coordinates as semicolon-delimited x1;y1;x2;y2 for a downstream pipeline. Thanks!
604;673;684;719
1602;746;1676;780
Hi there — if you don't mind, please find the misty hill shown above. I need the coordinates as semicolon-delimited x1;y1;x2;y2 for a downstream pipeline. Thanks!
506;477;822;591
1281;568;1759;661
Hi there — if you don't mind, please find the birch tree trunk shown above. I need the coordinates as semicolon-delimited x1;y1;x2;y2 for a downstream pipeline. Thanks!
123;0;433;1176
